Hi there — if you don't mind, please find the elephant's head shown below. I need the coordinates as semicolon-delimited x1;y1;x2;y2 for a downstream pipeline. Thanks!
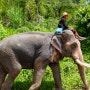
51;30;90;89
51;30;90;68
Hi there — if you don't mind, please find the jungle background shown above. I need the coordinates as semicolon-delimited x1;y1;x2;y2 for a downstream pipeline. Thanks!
0;0;90;90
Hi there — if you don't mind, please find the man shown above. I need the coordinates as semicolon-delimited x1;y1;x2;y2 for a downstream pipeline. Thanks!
55;12;86;41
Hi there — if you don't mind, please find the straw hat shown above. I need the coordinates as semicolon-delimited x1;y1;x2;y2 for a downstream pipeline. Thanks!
62;12;69;16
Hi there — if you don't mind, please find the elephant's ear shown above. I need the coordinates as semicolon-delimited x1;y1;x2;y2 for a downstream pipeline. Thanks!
51;35;62;54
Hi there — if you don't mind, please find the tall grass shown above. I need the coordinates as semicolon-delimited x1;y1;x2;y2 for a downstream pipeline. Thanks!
11;56;90;90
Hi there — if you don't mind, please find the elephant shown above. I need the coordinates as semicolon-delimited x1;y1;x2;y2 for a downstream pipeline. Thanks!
0;30;90;90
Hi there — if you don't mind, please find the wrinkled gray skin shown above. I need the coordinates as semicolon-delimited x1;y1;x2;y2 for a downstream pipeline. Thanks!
0;30;89;90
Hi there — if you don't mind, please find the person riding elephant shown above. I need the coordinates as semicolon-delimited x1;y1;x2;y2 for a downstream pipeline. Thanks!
55;12;86;41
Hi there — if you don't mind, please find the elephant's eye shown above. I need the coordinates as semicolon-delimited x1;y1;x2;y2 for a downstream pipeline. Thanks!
71;43;77;49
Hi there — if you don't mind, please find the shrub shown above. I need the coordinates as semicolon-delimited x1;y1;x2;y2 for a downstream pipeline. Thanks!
38;0;55;18
25;0;36;21
75;5;90;37
0;24;6;40
0;24;20;40
7;6;24;29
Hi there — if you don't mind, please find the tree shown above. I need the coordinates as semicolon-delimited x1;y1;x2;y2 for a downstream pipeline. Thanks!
75;5;90;36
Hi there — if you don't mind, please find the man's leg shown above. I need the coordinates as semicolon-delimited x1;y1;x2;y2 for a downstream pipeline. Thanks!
71;29;86;41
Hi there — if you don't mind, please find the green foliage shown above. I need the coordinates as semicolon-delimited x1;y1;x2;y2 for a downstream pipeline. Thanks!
6;6;24;28
0;0;80;28
25;0;36;21
38;2;47;17
0;24;20;40
75;5;90;36
0;24;6;39
80;0;86;4
38;0;55;18
0;17;58;40
81;37;90;53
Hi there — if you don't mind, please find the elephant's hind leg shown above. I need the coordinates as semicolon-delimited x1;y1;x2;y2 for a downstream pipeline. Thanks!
0;65;7;89
1;56;22;90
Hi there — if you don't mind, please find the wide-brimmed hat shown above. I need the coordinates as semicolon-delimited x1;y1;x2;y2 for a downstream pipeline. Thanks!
62;12;69;16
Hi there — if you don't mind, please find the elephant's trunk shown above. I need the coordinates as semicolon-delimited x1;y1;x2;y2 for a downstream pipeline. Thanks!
75;59;90;68
74;48;89;89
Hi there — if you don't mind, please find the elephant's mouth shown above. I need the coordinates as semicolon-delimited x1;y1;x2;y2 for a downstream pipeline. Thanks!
75;59;90;68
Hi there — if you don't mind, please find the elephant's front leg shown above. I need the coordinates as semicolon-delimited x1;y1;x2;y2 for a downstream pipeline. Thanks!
29;69;45;90
77;65;89;90
49;62;64;90
29;57;47;90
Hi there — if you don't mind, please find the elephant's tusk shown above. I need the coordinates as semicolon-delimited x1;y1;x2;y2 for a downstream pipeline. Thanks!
76;59;90;68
